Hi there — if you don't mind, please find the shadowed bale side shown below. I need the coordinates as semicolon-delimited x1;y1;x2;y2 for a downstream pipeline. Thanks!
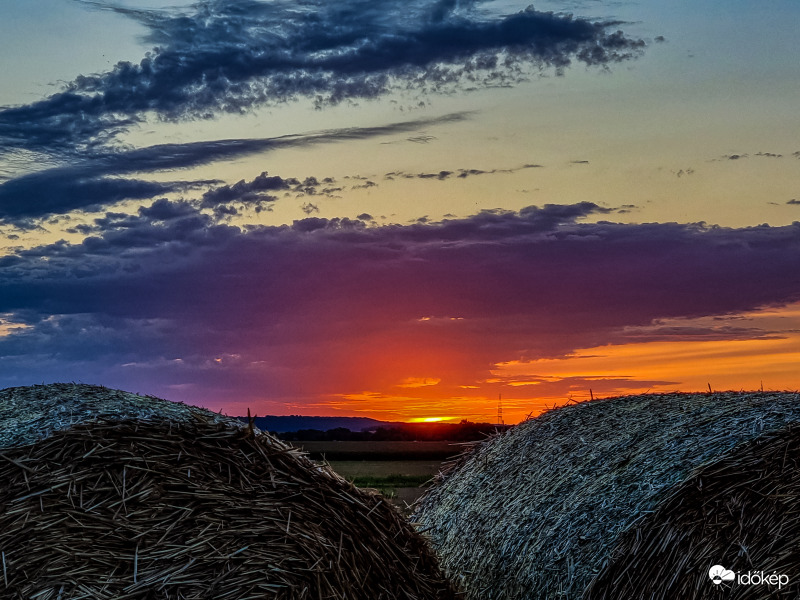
413;392;800;600
586;425;800;599
0;384;458;599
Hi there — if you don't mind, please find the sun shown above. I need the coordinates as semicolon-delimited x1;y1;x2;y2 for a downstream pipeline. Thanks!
409;417;449;423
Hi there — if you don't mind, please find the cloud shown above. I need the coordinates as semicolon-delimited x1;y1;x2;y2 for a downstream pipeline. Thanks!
406;135;437;144
613;324;788;344
385;163;542;180
717;152;785;161
0;113;469;223
1;203;798;409
0;168;207;226
0;1;645;158
138;198;199;221
200;172;293;211
398;377;442;388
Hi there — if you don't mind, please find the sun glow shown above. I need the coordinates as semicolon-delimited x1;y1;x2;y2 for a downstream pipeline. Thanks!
408;417;450;423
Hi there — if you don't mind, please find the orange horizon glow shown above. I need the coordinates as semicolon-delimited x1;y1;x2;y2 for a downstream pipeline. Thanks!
490;334;800;419
299;305;800;424
215;305;800;426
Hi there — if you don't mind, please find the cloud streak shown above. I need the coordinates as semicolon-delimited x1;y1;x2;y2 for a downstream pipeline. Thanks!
0;0;645;158
385;163;542;180
0;113;469;223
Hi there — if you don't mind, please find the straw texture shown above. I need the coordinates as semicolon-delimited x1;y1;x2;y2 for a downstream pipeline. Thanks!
0;384;458;599
0;383;248;450
586;425;800;599
413;392;800;600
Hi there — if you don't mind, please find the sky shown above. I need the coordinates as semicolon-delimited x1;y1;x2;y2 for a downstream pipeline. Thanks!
0;0;798;423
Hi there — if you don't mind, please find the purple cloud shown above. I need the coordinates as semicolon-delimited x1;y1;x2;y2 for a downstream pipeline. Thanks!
1;204;798;411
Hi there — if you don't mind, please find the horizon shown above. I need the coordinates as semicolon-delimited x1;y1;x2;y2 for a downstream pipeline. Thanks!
1;0;798;424
200;387;800;424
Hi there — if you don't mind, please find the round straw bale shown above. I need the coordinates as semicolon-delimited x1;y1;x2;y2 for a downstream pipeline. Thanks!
413;392;800;600
0;384;458;599
586;424;800;599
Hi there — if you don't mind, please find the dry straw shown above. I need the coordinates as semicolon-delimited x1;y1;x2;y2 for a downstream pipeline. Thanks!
586;424;800;599
413;391;800;600
0;384;458;599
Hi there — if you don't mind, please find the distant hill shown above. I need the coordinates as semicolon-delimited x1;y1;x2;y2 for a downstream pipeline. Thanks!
236;415;404;434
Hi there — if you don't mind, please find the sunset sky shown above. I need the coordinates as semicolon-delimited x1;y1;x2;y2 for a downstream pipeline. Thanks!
1;0;798;423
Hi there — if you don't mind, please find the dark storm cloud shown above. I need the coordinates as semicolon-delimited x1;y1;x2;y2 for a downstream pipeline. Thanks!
0;0;645;157
0;113;468;222
1;203;798;405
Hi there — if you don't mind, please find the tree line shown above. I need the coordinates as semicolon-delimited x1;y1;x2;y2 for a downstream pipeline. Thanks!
277;420;510;442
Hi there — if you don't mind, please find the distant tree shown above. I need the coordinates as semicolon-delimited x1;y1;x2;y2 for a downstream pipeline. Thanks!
277;421;510;442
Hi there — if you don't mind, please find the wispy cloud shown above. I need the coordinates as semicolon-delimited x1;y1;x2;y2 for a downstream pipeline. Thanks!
0;0;645;159
0;113;469;223
384;163;542;180
716;151;785;162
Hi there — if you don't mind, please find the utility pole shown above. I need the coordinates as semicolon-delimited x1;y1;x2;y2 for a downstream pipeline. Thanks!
497;394;504;426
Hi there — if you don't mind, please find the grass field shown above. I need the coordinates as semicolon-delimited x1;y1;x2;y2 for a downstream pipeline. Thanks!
324;459;448;513
291;440;464;460
287;440;469;512
327;460;444;479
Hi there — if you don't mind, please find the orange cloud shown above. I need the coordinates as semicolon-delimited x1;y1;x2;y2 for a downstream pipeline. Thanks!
397;377;442;388
324;306;800;424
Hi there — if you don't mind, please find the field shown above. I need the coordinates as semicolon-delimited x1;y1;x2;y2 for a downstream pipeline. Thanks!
286;441;465;512
324;460;444;512
291;440;464;461
327;460;445;479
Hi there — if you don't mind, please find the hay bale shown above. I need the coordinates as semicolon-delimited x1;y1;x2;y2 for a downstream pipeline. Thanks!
0;383;243;450
413;391;800;600
586;425;800;599
0;384;457;599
